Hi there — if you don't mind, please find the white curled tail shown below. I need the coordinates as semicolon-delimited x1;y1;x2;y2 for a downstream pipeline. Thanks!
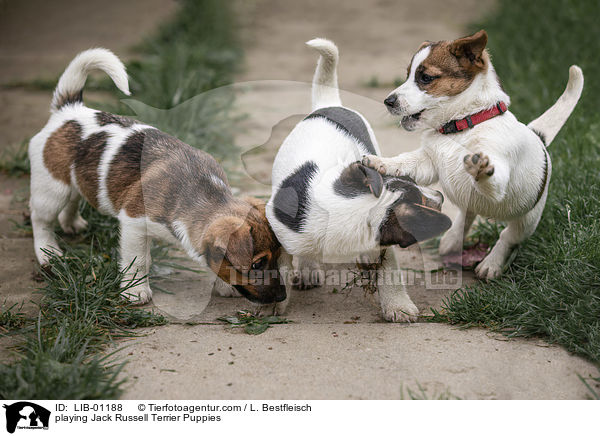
51;48;130;113
527;65;584;146
306;38;341;110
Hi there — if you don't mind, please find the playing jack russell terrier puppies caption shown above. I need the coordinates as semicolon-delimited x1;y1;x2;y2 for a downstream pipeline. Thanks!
29;48;286;305
362;30;584;279
265;39;451;322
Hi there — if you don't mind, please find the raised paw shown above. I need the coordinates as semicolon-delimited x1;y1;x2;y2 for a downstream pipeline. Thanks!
463;152;494;181
361;155;392;176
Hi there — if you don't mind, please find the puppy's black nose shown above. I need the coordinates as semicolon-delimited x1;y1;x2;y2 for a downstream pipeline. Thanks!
384;94;398;108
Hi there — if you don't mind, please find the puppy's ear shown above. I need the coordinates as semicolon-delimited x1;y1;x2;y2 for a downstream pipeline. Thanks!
336;162;383;198
243;196;266;214
204;216;253;271
449;29;488;68
379;202;451;247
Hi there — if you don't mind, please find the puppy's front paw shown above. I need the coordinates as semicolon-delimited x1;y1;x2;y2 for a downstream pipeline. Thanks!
361;155;393;176
463;152;494;181
254;298;289;317
474;255;503;280
121;283;153;305
292;268;323;290
380;299;419;323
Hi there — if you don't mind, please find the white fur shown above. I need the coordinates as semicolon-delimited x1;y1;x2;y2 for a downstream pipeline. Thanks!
51;48;130;112
306;38;341;110
367;46;583;279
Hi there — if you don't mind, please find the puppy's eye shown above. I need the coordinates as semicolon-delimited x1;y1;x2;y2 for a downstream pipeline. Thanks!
251;256;267;271
419;73;435;84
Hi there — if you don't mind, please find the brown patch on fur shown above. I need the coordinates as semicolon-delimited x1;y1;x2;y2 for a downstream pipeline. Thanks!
414;30;489;97
73;132;108;208
43;121;82;184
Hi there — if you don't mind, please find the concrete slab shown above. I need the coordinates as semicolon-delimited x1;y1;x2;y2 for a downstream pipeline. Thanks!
117;323;598;400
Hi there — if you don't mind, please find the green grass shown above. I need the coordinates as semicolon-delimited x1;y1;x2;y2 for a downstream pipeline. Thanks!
0;0;243;399
218;310;291;335
0;139;30;176
118;0;242;162
432;0;600;386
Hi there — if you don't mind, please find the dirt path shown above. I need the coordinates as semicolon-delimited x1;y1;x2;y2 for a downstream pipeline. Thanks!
1;0;596;398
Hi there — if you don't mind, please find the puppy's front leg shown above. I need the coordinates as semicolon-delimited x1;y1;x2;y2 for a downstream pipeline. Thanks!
292;257;324;290
362;147;438;186
119;219;153;304
375;248;419;322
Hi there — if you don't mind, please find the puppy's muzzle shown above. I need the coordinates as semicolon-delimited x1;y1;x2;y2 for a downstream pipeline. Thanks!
384;94;398;109
234;280;286;304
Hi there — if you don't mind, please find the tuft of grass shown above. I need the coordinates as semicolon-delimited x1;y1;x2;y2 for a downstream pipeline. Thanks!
0;302;28;331
400;382;460;400
0;139;30;176
218;310;291;335
435;0;600;387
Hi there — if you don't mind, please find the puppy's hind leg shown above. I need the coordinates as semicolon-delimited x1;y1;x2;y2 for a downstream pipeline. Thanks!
30;168;71;265
58;191;88;234
119;218;153;304
475;191;548;280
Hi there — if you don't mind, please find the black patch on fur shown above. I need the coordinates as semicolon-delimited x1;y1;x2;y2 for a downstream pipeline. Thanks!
54;90;83;110
334;162;383;198
304;107;377;155
95;112;137;128
273;161;318;232
378;205;418;248
383;176;423;204
530;128;547;146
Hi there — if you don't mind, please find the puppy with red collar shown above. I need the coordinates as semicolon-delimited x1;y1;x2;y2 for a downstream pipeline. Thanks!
29;48;286;304
363;30;583;279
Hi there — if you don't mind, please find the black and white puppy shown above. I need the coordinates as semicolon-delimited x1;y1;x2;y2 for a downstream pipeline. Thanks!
266;39;451;322
29;48;286;305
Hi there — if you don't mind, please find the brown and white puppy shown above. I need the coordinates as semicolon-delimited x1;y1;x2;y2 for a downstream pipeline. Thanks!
29;48;286;304
363;30;583;279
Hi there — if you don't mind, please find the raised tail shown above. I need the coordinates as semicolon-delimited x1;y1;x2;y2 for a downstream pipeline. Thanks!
306;38;341;110
51;48;130;113
527;65;584;146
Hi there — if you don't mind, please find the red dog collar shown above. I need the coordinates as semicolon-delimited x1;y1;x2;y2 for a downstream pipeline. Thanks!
439;102;508;134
